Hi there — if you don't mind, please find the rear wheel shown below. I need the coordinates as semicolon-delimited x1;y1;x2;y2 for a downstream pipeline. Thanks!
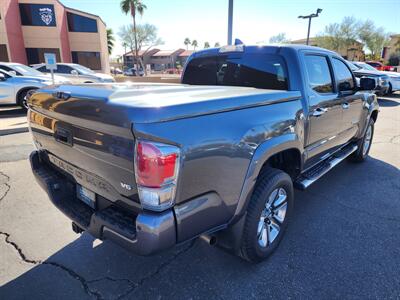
350;118;374;162
239;168;294;263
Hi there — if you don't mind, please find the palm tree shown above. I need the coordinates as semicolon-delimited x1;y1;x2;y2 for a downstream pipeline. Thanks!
184;38;191;50
204;41;210;49
192;39;198;50
214;42;220;47
107;28;115;55
120;0;147;71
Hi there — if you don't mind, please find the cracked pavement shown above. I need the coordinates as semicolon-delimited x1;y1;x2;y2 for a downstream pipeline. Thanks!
0;95;399;299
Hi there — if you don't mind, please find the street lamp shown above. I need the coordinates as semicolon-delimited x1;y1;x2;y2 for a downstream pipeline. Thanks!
298;8;322;46
227;0;233;45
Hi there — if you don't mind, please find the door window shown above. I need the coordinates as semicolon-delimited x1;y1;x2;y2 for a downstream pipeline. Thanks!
54;65;74;74
332;58;355;91
304;55;333;94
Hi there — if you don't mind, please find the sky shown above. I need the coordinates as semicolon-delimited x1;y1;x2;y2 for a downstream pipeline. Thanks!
61;0;400;57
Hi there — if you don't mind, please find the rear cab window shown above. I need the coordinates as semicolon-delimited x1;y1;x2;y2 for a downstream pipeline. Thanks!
182;53;288;90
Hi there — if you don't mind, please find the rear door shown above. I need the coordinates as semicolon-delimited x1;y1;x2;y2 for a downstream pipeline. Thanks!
302;53;343;168
331;57;363;142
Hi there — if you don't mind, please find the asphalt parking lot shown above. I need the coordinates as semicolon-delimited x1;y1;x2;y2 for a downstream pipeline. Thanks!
0;94;399;299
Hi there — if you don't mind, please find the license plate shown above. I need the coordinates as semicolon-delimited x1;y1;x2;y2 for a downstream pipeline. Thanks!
76;185;96;209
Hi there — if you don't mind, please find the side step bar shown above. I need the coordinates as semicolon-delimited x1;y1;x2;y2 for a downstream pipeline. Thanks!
294;144;358;190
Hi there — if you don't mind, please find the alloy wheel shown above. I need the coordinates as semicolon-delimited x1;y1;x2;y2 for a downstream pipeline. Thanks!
257;187;288;248
363;125;372;156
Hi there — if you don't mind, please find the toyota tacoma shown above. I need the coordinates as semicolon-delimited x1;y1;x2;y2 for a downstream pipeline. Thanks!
28;44;378;262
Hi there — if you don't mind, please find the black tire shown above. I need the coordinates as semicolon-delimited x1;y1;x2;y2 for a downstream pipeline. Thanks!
17;89;30;111
239;168;294;263
387;83;393;95
349;118;374;162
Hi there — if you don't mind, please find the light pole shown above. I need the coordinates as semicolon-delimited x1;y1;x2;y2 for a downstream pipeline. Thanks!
227;0;233;45
298;8;322;45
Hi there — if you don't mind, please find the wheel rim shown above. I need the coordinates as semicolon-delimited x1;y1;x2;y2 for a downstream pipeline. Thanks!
22;97;28;109
362;125;372;156
257;187;288;248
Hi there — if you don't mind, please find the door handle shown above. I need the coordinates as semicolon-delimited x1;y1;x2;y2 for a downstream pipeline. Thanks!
342;102;349;109
312;107;328;117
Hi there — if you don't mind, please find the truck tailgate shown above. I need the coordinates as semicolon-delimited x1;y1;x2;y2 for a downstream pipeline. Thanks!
28;86;138;207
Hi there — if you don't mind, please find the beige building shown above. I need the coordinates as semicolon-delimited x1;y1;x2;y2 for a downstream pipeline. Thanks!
382;34;400;63
0;0;109;72
123;49;186;71
291;37;365;61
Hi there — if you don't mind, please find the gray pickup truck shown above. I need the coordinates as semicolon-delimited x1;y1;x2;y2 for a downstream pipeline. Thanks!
28;44;378;262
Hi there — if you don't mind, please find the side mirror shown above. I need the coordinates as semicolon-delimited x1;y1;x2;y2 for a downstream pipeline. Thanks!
359;77;376;91
9;70;17;76
0;73;6;81
70;70;79;76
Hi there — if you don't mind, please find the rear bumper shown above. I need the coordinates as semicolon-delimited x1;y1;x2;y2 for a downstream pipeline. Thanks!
30;150;176;255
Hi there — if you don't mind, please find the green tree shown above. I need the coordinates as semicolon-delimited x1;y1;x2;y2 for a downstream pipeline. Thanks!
269;33;289;44
204;41;210;48
184;38;191;50
119;23;163;74
120;0;147;70
315;23;342;51
316;17;389;60
358;20;389;60
214;42;220;47
106;28;115;55
192;39;198;50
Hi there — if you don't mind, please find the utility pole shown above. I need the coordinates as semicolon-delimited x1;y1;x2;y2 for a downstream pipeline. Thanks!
298;8;322;45
227;0;233;45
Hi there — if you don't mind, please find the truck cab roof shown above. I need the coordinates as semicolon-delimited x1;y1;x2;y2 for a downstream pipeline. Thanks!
190;44;338;59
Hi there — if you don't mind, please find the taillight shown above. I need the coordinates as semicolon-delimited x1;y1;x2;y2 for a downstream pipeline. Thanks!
134;140;180;211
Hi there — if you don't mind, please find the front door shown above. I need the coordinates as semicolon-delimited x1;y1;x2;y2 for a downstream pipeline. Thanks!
302;54;343;168
331;57;364;143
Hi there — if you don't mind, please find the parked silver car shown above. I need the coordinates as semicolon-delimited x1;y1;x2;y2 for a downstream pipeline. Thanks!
0;62;70;83
352;61;400;94
32;63;115;84
0;69;49;109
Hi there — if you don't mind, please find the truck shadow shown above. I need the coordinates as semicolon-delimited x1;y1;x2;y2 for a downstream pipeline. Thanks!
0;105;26;118
378;98;400;107
1;156;400;299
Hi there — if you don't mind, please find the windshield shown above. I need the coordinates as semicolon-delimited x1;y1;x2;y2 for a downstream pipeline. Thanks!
72;64;95;75
347;62;360;71
356;63;377;71
182;53;288;90
10;64;44;76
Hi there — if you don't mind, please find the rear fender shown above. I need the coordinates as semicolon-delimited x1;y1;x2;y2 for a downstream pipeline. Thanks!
231;133;302;223
216;133;302;253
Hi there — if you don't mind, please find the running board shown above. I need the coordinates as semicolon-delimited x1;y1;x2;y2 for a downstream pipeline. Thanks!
294;144;358;190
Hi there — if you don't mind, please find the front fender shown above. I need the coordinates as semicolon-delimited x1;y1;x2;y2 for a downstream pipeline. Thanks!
359;93;379;138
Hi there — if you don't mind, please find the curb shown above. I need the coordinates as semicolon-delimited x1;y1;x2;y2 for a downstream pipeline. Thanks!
0;127;29;136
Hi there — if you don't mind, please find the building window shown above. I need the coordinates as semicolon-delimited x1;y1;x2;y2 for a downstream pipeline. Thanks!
26;48;61;65
72;51;101;70
0;45;9;62
19;4;56;27
67;12;98;33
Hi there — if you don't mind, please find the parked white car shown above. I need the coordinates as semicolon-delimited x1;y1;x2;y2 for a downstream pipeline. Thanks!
0;69;50;109
352;62;400;94
0;62;70;84
32;63;115;84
